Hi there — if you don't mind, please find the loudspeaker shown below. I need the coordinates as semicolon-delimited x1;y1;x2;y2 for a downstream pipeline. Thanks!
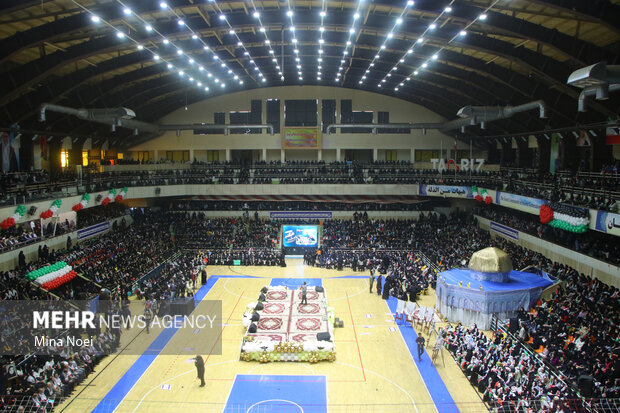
508;317;519;334
315;286;324;293
316;332;331;341
250;312;260;322
254;302;264;311
95;194;103;202
155;187;161;195
28;206;37;215
248;323;257;333
170;297;195;316
578;375;594;398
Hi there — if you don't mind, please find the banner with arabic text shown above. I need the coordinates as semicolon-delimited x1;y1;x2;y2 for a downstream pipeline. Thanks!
419;185;471;198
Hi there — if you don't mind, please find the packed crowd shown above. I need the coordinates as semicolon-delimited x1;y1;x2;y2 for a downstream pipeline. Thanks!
170;212;280;250
310;212;619;406
444;323;577;412
2;163;617;211
172;200;434;212
476;206;620;265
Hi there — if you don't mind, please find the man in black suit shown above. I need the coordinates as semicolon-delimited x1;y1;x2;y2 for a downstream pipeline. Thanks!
195;355;205;387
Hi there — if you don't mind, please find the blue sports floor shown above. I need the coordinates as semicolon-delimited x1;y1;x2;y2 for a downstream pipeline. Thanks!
90;274;460;412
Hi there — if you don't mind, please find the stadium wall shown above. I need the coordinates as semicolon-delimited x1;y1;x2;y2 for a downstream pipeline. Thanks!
126;86;482;160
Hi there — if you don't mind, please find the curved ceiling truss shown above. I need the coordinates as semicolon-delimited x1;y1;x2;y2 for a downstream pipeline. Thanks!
0;0;618;149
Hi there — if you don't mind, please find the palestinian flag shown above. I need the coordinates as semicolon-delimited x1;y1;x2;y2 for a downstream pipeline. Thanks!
25;261;78;290
539;203;589;233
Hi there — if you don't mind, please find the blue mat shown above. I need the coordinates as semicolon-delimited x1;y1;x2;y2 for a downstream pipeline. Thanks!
441;268;553;291
224;374;327;413
270;278;323;288
386;297;460;413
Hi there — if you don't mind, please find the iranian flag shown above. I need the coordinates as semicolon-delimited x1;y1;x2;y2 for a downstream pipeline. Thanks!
24;261;78;290
606;127;620;145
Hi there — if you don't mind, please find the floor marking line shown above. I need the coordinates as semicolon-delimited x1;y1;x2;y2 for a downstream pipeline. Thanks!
203;290;244;367
345;291;366;382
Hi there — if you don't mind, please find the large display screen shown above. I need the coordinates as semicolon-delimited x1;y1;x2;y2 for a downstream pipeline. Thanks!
282;225;318;248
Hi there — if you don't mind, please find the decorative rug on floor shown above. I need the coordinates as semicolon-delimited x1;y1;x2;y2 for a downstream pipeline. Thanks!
256;316;288;333
265;290;290;301
289;316;329;333
260;302;289;315
240;284;336;362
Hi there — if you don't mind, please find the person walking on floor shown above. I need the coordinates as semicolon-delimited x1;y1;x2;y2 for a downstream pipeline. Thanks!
195;355;205;387
369;271;375;293
300;282;308;306
376;274;383;296
416;335;426;361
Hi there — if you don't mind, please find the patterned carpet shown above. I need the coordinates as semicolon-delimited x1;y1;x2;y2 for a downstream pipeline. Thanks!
255;286;329;341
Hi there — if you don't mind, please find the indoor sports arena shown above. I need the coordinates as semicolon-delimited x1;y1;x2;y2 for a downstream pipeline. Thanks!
0;1;619;412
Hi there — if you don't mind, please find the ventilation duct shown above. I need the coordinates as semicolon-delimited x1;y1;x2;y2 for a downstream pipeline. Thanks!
567;62;620;112
326;100;546;134
39;104;274;135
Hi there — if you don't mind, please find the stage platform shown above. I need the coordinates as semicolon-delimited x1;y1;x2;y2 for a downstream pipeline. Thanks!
436;267;554;329
240;285;336;362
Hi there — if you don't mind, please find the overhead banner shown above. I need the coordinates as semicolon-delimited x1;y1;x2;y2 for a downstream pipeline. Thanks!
270;211;332;220
419;185;471;198
282;127;320;148
77;221;110;240
495;191;545;215
594;211;620;237
490;221;519;241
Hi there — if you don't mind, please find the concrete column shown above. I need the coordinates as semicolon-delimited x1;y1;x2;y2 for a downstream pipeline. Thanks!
318;149;322;161
225;149;231;162
280;149;286;163
262;148;267;161
154;150;160;161
410;148;415;164
189;149;195;162
373;148;378;161
336;148;341;162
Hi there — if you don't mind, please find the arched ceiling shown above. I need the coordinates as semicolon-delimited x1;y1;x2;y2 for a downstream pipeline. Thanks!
0;0;618;149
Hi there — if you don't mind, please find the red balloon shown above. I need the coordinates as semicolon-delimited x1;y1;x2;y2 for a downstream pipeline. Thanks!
485;197;492;205
540;204;554;224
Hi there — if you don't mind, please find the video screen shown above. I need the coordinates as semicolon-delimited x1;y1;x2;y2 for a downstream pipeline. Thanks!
282;225;318;248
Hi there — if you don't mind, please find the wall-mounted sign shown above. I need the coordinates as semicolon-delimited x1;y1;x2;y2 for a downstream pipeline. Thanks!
282;127;320;148
430;158;485;172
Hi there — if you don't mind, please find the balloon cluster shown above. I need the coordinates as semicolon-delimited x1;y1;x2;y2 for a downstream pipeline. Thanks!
539;204;553;224
25;261;77;290
101;189;117;206
40;199;62;219
41;270;77;290
114;187;128;202
540;202;589;233
0;205;26;230
72;193;91;212
472;186;483;202
482;189;493;204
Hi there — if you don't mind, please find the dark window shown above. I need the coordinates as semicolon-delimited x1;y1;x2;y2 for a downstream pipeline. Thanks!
229;111;251;134
346;111;373;133
377;110;409;134
266;99;280;134
205;112;225;134
249;100;262;134
340;100;352;123
321;100;336;133
285;99;317;126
